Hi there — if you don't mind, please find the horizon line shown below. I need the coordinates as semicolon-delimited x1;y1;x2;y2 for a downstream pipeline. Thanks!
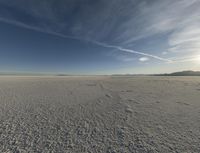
0;70;199;76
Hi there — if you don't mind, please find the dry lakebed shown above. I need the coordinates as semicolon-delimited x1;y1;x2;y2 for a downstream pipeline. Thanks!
0;76;200;153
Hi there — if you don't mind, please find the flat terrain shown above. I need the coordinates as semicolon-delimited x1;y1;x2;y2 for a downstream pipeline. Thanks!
0;76;200;153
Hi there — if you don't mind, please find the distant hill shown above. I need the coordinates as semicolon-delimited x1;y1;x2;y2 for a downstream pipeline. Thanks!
155;71;200;76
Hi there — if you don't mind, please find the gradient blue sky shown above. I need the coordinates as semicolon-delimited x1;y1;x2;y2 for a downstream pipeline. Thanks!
0;0;200;74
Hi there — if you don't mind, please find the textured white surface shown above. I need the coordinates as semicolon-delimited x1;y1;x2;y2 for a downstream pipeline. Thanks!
0;76;200;152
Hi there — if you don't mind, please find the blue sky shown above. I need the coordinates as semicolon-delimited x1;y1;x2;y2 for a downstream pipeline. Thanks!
0;0;200;74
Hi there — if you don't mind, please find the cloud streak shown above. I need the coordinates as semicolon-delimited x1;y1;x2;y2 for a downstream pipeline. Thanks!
0;0;199;65
169;55;200;63
92;41;171;62
0;17;171;62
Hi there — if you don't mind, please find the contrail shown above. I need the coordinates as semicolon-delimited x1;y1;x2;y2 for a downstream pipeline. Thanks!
0;18;171;62
91;41;172;62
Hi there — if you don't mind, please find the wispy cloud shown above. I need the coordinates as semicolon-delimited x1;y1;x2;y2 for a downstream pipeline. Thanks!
92;41;171;62
0;0;199;64
139;57;149;62
115;0;200;63
0;17;170;62
169;55;200;63
168;24;200;53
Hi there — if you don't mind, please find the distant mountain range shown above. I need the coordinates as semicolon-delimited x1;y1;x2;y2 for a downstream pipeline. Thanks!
154;71;200;76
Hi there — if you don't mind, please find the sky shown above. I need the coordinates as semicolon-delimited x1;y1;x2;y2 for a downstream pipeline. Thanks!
0;0;200;75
